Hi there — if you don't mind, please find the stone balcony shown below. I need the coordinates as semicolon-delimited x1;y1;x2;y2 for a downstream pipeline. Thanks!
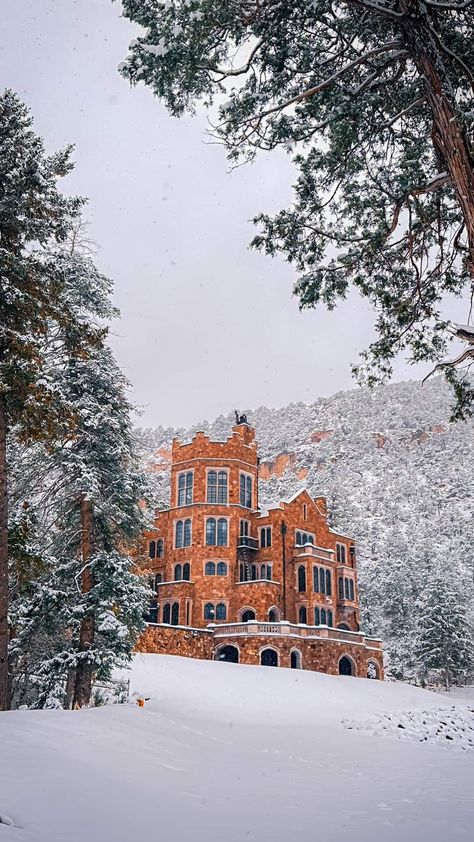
210;620;382;650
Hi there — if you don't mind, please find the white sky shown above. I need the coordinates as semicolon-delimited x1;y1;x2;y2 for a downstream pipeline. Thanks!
0;0;463;427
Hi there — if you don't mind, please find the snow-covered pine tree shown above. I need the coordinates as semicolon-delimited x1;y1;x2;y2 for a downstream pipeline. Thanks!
118;1;474;416
10;243;152;709
417;568;474;690
0;89;93;709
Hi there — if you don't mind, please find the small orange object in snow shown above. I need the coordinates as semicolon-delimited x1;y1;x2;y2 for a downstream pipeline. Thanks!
136;697;145;707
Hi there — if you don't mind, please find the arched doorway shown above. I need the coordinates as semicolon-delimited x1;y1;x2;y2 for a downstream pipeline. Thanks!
290;650;302;670
338;656;354;676
268;607;280;622
261;648;278;667
367;660;379;679
337;623;350;630
216;645;239;664
241;609;256;623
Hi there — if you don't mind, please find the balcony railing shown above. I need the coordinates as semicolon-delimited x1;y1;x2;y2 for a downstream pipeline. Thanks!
210;620;382;649
237;535;259;550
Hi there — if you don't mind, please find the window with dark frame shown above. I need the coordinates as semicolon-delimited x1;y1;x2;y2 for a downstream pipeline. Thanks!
177;471;193;506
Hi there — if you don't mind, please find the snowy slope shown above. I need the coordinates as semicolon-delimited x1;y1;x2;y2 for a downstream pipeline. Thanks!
1;654;473;842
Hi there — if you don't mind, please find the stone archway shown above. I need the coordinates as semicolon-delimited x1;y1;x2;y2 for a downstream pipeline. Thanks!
240;609;256;623
216;645;239;664
338;655;355;676
260;648;278;667
367;660;380;679
290;649;302;670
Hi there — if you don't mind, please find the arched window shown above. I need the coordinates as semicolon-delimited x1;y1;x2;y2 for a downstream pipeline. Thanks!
261;648;278;667
339;656;354;676
177;471;193;506
327;609;333;627
174;564;182;581
216;561;227;576
216;603;227;621
268;608;279;622
298;566;306;592
314;606;320;625
325;570;332;596
260;527;272;548
162;603;171;624
157;539;164;558
367;661;379;679
336;543;346;564
345;577;350;600
291;650;302;669
338;577;344;600
154;573;162;591
204;603;215;621
207;470;217;502
296;531;302;546
321;608;327;625
349;579;355;600
239;564;245;582
298;605;307;624
216;645;239;663
217;518;228;546
241;609;256;623
171;602;179;625
337;623;350;630
261;564;272;580
183;562;191;581
313;567;320;592
183;519;191;547
175;520;183;548
149;540;156;559
206;518;216;546
205;561;216;576
251;564;258;580
319;567;326;594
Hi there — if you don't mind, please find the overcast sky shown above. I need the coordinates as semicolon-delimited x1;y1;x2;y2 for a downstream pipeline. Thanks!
1;0;460;427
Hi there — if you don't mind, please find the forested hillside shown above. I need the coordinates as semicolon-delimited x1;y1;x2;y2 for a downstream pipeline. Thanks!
137;377;474;682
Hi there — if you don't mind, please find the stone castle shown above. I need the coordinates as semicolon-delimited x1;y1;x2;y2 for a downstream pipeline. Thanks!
139;417;383;678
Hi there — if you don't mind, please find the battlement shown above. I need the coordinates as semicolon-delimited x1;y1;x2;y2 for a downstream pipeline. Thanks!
172;424;257;467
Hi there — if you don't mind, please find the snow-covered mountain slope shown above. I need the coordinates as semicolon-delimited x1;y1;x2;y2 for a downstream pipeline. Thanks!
136;378;474;680
1;654;473;842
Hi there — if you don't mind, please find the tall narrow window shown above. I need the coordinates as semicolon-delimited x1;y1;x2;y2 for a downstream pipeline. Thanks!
345;578;350;600
217;471;228;504
177;471;193;506
327;609;333;627
183;519;191;547
175;520;184;548
336;543;346;564
314;606;320;625
321;608;327;625
206;518;216;546
216;603;227;621
216;561;227;576
298;565;306;592
171;602;179;625
349;579;355;600
176;519;191;548
303;503;308;521
154;573;162;591
298;606;307;624
183;562;191;581
240;519;249;537
157;539;164;558
163;603;171;624
174;563;182;581
313;567;320;592
296;530;302;546
260;526;272;548
319;567;326;594
149;540;156;559
338;576;344;600
325;569;332;596
217;518;228;546
204;602;215;621
205;561;216;576
240;473;252;508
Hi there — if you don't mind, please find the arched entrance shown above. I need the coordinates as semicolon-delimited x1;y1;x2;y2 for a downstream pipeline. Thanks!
216;645;239;664
261;648;278;667
241;609;256;623
367;660;380;679
337;623;350;630
338;656;354;676
290;650;302;670
268;607;280;622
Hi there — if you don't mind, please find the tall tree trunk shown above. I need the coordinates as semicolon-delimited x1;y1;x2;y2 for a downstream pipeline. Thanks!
401;2;474;271
0;397;9;710
72;497;94;708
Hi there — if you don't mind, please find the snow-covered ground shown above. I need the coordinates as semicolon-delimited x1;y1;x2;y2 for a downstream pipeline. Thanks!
1;655;473;842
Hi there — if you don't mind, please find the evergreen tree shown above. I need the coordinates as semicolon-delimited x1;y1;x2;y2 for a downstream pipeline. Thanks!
417;569;474;689
118;1;474;415
12;247;151;709
0;89;91;709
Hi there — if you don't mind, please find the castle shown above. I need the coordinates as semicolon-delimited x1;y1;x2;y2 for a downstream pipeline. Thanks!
139;416;383;678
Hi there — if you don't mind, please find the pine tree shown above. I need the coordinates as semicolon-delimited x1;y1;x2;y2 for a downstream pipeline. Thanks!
0;89;91;709
417;569;474;689
117;1;474;415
